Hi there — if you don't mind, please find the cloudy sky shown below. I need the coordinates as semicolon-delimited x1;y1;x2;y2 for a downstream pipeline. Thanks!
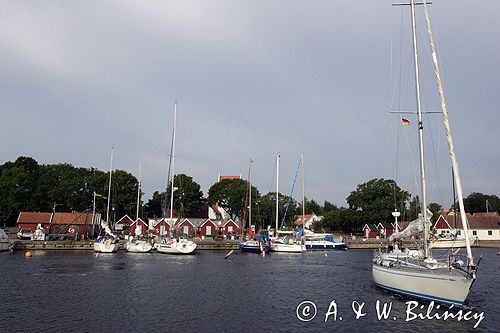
1;0;498;209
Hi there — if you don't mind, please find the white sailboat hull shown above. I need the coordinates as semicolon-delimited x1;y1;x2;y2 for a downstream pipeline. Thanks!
155;239;197;254
94;240;119;253
270;243;306;253
125;240;152;253
372;264;473;306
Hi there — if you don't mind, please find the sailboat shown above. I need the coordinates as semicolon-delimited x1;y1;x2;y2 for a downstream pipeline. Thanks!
94;146;120;253
0;228;12;252
240;158;270;253
155;101;197;255
126;161;153;253
372;0;479;306
270;153;306;253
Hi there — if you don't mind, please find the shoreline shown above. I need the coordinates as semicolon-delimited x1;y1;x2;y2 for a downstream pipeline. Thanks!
9;238;500;251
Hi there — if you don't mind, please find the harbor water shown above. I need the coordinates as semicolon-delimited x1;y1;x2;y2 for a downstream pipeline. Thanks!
0;248;498;332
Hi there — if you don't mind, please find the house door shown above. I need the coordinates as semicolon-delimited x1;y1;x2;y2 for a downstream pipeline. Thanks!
160;225;165;236
206;225;212;235
183;226;189;235
228;225;233;233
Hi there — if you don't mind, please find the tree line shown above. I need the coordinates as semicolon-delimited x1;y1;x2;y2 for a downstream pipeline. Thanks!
1;156;498;232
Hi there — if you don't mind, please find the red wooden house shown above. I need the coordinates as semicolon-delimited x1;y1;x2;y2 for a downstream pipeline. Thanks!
129;218;149;236
115;215;134;233
176;218;196;236
197;219;218;236
17;212;96;235
154;218;171;236
362;224;379;238
377;223;395;238
219;219;239;236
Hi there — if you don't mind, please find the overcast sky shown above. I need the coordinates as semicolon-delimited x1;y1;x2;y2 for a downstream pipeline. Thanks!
1;0;498;209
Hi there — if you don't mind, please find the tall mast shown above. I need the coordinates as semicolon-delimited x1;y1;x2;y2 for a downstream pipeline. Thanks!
409;0;430;257
169;101;177;236
422;1;474;263
275;153;280;232
241;158;252;238
106;146;114;226
301;152;305;232
136;161;142;221
249;164;252;230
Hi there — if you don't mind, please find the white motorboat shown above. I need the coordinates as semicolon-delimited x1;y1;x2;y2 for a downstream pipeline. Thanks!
303;230;347;250
373;0;478;307
270;234;306;253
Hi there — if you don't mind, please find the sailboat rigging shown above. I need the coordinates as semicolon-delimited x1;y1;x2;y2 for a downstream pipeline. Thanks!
126;161;153;253
372;0;479;306
155;101;197;255
94;146;120;253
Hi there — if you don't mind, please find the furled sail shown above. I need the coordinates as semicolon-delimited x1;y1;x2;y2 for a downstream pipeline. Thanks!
389;209;432;241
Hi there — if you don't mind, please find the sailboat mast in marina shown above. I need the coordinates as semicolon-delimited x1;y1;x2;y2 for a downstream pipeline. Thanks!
372;0;478;306
125;161;153;252
155;101;197;254
94;146;120;253
275;153;280;234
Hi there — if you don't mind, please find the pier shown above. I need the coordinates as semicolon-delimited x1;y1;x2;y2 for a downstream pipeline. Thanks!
11;238;498;251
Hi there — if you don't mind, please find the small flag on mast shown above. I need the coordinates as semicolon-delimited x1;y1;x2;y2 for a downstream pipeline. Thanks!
401;118;411;125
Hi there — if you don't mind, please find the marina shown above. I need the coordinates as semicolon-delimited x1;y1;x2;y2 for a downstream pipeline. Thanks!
1;248;498;332
0;0;498;332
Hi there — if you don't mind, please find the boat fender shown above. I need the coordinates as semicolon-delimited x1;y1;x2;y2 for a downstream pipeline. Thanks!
452;260;464;269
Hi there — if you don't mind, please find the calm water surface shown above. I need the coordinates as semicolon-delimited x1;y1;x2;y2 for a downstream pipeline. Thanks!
0;248;498;332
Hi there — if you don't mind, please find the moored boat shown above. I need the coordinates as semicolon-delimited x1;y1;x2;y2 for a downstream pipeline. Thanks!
372;0;478;307
155;237;197;254
0;228;12;252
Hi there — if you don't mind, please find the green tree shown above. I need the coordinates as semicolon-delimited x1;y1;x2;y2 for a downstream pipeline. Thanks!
428;202;442;224
463;192;500;214
322;200;338;214
0;157;41;226
207;179;260;223
166;174;203;218
145;191;165;218
347;178;410;226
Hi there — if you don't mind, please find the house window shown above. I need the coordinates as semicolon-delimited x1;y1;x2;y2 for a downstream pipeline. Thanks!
183;226;189;234
488;230;492;236
472;231;477;236
206;225;212;235
228;225;233;233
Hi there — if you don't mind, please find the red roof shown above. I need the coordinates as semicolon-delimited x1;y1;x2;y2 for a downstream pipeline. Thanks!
437;212;500;230
219;175;241;181
17;212;95;225
294;214;313;225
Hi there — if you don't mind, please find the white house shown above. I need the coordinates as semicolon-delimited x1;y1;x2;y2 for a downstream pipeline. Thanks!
434;212;500;241
293;213;323;230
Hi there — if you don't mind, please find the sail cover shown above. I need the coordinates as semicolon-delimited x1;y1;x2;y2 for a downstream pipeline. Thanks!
389;209;432;241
